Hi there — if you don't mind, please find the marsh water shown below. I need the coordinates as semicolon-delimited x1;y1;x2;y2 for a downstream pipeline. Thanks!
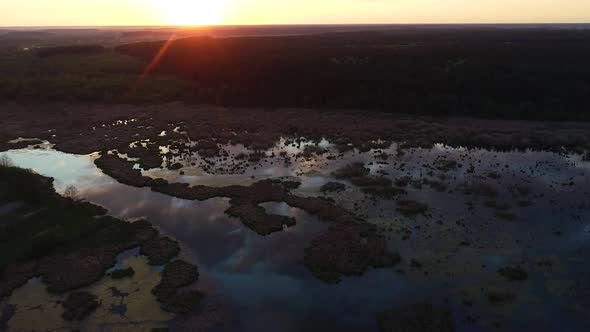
1;139;590;332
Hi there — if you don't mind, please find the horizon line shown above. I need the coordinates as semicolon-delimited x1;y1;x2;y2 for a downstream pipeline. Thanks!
2;22;590;29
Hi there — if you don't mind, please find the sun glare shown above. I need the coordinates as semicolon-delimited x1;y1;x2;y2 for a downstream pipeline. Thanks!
156;0;229;26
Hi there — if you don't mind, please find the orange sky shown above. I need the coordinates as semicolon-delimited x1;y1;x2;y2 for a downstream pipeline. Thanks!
1;0;589;26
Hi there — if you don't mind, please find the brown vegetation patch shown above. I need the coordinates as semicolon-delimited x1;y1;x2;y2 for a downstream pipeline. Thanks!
0;261;37;299
271;179;301;190
225;201;296;236
284;195;358;224
95;154;159;188
62;291;99;321
110;267;135;279
362;186;407;199
486;289;516;305
433;159;458;172
119;144;163;170
37;246;127;294
333;162;369;179
396;200;429;216
152;260;203;314
463;181;498;197
320;182;347;193
304;223;401;283
301;145;328;158
394;177;412;187
334;163;405;199
498;266;528;281
193;140;221;158
0;139;44;152
422;178;448;192
140;236;181;266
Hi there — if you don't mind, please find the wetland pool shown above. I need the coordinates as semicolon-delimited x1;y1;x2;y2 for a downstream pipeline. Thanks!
1;140;589;332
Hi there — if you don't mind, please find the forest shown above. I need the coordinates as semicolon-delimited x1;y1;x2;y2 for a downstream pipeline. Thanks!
115;27;590;120
1;27;589;120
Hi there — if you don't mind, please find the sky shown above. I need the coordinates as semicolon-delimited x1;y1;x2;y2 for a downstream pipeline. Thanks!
0;0;589;27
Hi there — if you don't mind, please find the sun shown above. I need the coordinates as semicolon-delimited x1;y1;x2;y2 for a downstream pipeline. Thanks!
156;0;229;26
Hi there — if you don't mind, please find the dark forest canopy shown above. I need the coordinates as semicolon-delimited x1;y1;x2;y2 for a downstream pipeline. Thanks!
37;45;105;58
1;27;589;120
115;28;590;120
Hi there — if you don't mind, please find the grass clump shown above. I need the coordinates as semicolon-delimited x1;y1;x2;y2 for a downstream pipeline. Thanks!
333;163;404;199
498;266;528;281
396;200;429;216
152;260;202;314
333;162;369;179
463;181;498;197
110;267;135;279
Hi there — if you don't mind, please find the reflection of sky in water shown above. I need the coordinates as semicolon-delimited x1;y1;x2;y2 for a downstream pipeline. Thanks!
144;138;341;187
2;145;590;331
2;149;107;193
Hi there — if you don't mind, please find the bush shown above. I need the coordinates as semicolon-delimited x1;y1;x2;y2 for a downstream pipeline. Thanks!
0;155;13;167
63;185;79;201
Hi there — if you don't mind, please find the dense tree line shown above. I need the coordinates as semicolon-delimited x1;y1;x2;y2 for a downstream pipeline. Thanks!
115;28;590;120
37;45;105;58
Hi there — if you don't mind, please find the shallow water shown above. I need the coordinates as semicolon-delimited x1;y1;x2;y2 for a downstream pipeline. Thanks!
2;253;172;331
1;141;590;331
